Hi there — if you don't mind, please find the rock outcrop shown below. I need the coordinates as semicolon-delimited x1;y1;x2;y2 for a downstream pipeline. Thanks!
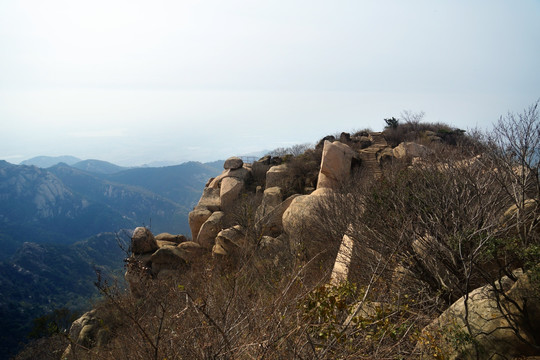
317;140;359;190
62;310;110;359
213;225;246;257
131;226;158;254
415;270;540;359
197;211;225;249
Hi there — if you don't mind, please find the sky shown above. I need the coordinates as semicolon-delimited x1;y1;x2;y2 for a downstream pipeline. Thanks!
1;0;539;166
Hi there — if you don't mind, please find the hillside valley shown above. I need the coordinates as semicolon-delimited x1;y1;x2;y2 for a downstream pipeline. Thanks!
0;159;222;358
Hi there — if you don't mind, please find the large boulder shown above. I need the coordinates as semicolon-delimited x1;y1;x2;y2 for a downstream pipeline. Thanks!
155;232;187;244
220;177;244;211
196;188;221;211
177;241;206;263
188;208;212;240
208;167;252;188
224;156;244;170
197;211;225;249
266;164;289;189
393;141;432;159
256;188;299;236
415;270;540;359
150;245;187;273
255;186;283;222
282;192;326;247
131;227;158;254
212;225;246;257
316;141;358;189
62;310;110;358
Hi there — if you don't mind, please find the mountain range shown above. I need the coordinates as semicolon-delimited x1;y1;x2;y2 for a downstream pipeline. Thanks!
0;157;224;358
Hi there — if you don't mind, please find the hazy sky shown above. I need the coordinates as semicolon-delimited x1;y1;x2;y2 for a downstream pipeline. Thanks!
1;0;539;166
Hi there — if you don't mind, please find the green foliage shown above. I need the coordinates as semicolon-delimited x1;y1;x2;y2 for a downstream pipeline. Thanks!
301;282;359;341
384;117;399;129
28;307;79;339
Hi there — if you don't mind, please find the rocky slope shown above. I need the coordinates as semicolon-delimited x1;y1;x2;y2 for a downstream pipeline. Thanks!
26;116;540;359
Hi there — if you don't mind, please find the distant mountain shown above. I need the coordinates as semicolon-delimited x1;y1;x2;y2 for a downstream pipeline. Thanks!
0;233;126;359
70;159;128;174
48;163;192;236
0;160;222;260
20;156;81;168
0;159;222;358
101;161;224;207
0;162;136;259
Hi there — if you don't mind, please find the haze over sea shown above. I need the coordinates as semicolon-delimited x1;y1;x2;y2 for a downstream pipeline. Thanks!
1;0;538;166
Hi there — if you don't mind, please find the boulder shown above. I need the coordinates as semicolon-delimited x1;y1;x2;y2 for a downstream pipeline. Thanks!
224;156;244;170
197;211;225;249
282;193;323;247
316;141;358;189
266;164;289;189
255;189;299;236
255;186;283;221
376;147;394;165
330;233;354;285
177;241;206;263
220;176;244;211
131;227;158;254
196;188;221;211
188;208;212;241
415;270;540;359
63;309;105;358
252;159;272;185
356;136;372;149
316;135;337;150
393;141;432;159
157;239;179;248
155;232;187;244
208;167;251;188
150;245;187;273
213;225;245;257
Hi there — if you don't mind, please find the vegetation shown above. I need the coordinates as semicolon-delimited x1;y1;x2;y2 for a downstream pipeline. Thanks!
19;101;540;359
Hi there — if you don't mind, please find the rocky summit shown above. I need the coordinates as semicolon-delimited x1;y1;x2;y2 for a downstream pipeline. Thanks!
23;108;540;359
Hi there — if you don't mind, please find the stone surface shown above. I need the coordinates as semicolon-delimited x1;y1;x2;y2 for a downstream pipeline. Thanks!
131;227;158;254
282;194;323;242
155;232;187;244
376;147;394;165
208;167;251;188
220;176;244;211
255;186;283;222
177;241;206;263
156;239;179;248
150;245;187;273
316;140;358;189
196;188;221;211
255;189;299;236
266;164;289;189
330;233;354;285
416;270;540;360
188;208;212;241
213;225;245;256
63;309;103;358
393;141;432;159
224;156;244;170
197;211;225;249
